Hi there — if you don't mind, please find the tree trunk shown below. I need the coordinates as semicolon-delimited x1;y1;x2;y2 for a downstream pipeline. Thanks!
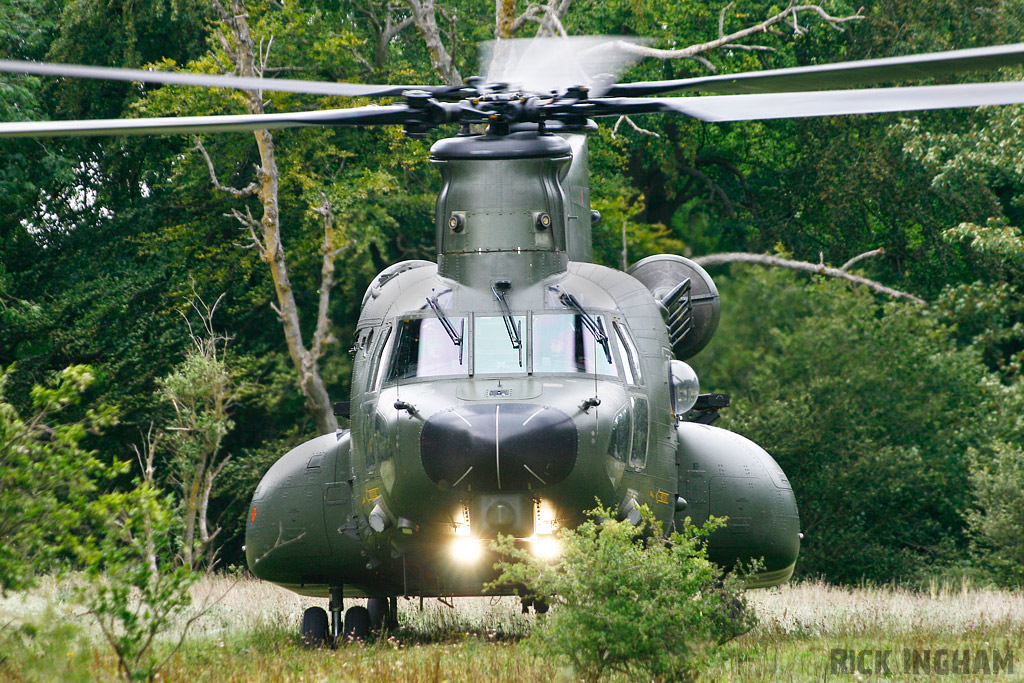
213;0;338;434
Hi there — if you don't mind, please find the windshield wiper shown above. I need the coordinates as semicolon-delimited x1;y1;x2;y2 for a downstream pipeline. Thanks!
558;290;613;364
492;282;523;367
425;296;464;364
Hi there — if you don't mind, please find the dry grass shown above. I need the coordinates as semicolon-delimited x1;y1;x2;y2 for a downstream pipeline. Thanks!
3;576;1024;681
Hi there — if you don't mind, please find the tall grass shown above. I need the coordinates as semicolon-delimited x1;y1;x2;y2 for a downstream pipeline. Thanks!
2;576;1023;681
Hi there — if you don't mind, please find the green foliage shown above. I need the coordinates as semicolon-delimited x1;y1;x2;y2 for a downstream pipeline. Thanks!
966;442;1024;586
74;483;199;682
488;505;754;682
0;364;117;592
700;268;1013;583
0;606;96;683
156;315;238;570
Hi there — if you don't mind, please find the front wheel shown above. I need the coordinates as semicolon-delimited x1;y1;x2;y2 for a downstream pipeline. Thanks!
301;606;330;648
344;605;371;641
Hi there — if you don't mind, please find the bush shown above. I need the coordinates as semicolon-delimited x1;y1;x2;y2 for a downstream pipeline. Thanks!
0;364;117;593
489;505;754;683
966;442;1024;586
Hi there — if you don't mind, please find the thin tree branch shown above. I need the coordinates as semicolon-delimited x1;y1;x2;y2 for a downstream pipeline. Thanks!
194;138;259;199
693;251;926;305
611;3;864;61
840;247;885;272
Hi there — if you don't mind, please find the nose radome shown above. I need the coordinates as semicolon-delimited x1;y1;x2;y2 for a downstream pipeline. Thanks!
421;403;577;492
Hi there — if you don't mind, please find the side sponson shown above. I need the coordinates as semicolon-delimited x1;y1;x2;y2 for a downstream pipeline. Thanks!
245;431;365;596
674;423;800;587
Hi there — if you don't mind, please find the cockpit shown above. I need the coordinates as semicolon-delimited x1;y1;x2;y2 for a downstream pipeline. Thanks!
377;312;643;387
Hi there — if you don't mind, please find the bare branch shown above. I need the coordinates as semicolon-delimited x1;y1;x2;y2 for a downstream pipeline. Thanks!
610;4;864;61
840;247;885;272
262;65;307;74
719;2;734;39
540;4;569;38
228;207;265;255
194;138;259;199
405;0;463;85
511;4;543;32
624;115;661;137
693;251;926;305
535;0;573;38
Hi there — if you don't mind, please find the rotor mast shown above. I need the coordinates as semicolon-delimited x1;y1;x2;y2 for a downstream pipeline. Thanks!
430;127;588;288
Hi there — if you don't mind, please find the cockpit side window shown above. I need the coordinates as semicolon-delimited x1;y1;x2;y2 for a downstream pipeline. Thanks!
532;314;617;376
386;317;467;383
365;326;391;393
614;322;643;386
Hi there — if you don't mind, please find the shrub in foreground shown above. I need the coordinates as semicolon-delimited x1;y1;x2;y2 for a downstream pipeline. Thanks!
489;506;754;682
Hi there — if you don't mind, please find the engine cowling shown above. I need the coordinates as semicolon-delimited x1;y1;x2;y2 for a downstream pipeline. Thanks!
627;254;720;360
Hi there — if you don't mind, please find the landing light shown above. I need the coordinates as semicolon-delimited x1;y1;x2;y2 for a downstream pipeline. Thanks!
451;537;482;563
530;535;560;559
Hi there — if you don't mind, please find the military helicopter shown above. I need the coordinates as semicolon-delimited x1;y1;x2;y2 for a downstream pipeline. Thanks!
4;35;1024;644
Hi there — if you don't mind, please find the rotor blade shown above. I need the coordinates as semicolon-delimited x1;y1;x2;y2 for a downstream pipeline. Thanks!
0;59;453;98
0;105;411;138
482;36;646;96
607;80;1024;122
604;42;1024;97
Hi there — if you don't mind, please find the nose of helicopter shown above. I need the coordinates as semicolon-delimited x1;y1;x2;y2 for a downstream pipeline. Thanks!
420;403;577;491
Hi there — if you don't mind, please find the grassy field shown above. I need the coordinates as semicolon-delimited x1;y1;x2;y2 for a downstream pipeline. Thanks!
2;576;1023;681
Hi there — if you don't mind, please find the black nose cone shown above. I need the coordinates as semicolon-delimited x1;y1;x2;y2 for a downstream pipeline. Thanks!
421;403;577;491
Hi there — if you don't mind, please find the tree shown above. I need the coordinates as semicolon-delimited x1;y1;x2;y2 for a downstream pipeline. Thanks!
158;293;237;570
0;364;117;592
189;0;341;434
699;267;1010;582
966;442;1024;586
74;482;199;683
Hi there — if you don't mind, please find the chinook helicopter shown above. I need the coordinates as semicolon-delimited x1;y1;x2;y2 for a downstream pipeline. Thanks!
4;34;1024;644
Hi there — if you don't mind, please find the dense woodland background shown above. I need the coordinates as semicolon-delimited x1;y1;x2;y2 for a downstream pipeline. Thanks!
2;0;1024;587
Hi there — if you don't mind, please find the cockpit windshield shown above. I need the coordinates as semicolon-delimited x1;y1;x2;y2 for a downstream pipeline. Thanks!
384;312;622;382
386;317;468;382
474;315;526;374
532;314;618;376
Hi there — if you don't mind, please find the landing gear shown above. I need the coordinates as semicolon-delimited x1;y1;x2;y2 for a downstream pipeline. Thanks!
301;606;330;647
304;589;398;645
329;587;344;641
520;596;549;614
367;596;399;631
343;605;371;641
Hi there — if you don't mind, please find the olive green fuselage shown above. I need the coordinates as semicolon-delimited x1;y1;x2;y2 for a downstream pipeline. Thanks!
244;128;800;598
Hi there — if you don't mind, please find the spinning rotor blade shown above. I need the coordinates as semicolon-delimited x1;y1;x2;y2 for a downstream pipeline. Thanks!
0;59;453;98
482;36;645;96
605;42;1024;97
0;105;411;138
612;79;1024;122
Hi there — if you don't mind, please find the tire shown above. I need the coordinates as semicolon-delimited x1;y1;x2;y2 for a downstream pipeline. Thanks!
344;605;371;641
367;597;388;632
388;596;400;630
301;606;330;648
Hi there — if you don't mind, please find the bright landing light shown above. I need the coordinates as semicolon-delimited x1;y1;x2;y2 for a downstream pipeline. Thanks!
451;537;482;563
531;535;560;559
